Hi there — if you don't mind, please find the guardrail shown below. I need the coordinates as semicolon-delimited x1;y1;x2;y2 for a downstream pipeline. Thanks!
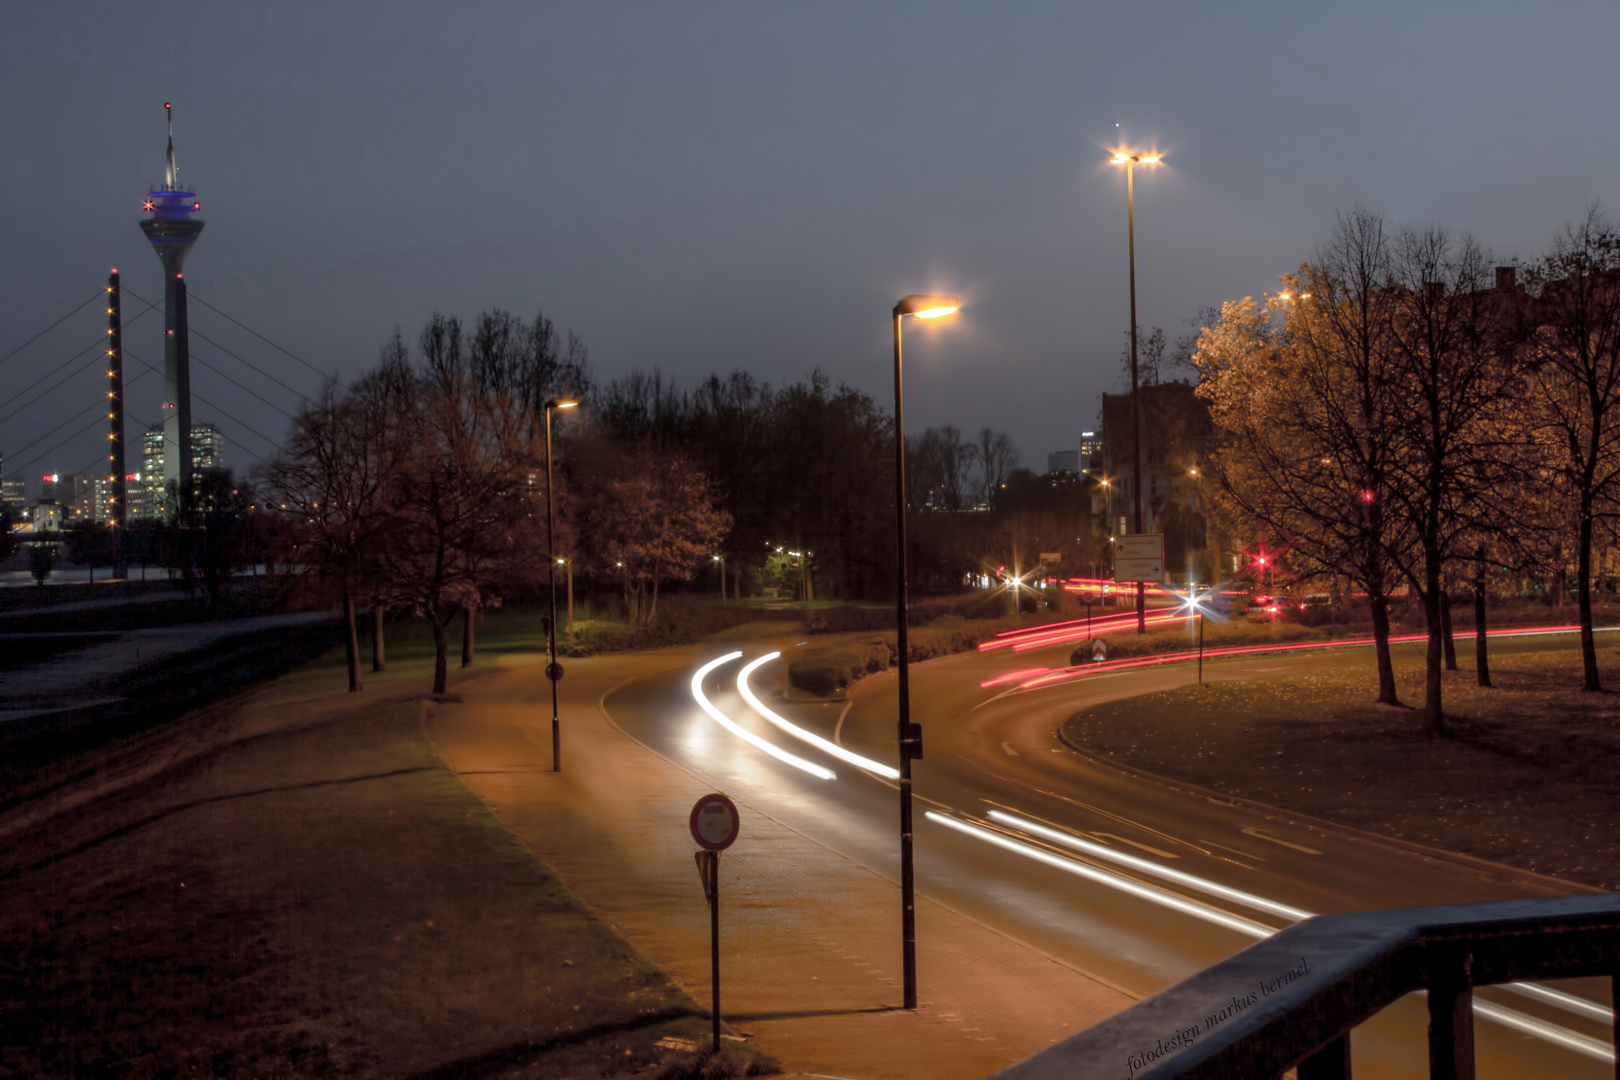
988;894;1619;1080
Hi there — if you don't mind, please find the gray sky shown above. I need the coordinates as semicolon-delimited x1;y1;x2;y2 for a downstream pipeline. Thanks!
4;1;1619;491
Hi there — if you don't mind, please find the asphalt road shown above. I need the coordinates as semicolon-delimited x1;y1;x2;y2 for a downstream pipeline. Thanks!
603;627;1613;1079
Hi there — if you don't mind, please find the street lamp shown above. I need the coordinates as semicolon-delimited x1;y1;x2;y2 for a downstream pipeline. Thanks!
1111;148;1162;634
892;292;959;1010
713;553;726;604
544;396;578;771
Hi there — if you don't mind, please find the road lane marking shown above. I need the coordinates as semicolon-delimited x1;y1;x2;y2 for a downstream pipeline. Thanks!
1014;787;1213;856
1001;741;1019;756
1241;826;1322;855
1199;838;1267;862
833;699;856;745
1088;832;1181;860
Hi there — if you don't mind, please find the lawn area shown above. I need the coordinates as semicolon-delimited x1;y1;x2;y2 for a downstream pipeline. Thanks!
1062;638;1620;890
0;655;771;1078
346;595;785;669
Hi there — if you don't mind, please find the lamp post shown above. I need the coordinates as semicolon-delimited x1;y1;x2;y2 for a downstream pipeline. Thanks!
1111;149;1162;634
892;292;959;1010
544;396;578;772
713;553;726;604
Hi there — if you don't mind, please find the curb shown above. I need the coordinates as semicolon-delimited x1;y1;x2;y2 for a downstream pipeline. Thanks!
1053;726;1604;897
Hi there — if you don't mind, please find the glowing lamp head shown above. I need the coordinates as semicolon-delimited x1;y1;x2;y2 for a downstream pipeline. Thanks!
1112;151;1130;163
895;294;961;319
544;396;579;411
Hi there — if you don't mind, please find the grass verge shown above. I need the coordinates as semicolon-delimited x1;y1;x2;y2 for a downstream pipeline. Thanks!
0;658;774;1079
1062;639;1620;889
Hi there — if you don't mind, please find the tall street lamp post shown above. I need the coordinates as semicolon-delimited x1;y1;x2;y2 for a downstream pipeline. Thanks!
891;292;959;1010
544;396;578;771
1111;149;1161;634
713;553;726;604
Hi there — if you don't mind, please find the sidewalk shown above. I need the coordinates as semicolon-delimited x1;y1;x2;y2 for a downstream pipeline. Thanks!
426;647;1135;1080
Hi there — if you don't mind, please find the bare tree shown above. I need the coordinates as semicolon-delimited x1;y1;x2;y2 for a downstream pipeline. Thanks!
1523;206;1620;691
260;353;415;693
378;365;543;695
1381;226;1526;734
973;428;1020;506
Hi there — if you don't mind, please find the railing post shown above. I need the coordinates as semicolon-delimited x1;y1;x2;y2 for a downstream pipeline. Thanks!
1297;1033;1351;1080
1427;951;1475;1080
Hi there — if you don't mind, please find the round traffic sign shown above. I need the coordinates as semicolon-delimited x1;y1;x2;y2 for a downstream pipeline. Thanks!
545;661;565;681
689;793;740;851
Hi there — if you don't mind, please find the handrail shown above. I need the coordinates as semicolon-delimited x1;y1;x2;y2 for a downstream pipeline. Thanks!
988;894;1620;1080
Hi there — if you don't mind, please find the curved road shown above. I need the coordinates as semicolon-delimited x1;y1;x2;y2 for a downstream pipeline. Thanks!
603;627;1612;1079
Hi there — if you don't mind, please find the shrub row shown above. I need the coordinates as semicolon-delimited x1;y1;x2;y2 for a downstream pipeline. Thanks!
786;618;1005;696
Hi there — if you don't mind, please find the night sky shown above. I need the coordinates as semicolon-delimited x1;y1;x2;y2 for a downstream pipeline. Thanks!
4;2;1618;494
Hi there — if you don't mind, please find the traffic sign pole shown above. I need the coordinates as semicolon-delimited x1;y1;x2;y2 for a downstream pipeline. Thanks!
690;794;740;1056
709;852;721;1053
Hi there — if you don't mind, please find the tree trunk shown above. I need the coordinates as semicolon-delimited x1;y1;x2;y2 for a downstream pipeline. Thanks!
372;606;386;672
1369;584;1400;706
1422;556;1445;736
1474;550;1491;688
431;615;449;695
1578;510;1600;691
1440;591;1457;671
343;587;363;693
461;605;474;668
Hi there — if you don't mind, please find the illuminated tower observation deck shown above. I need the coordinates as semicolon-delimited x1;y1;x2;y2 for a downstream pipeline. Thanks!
138;102;204;508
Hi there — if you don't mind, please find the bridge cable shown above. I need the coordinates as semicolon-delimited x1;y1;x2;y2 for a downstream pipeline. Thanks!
0;289;105;371
0;302;157;428
124;286;313;404
187;291;338;385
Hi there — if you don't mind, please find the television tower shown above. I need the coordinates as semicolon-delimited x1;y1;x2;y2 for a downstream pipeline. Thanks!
138;102;204;512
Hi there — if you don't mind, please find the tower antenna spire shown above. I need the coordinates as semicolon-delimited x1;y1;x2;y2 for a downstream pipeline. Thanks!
164;102;176;189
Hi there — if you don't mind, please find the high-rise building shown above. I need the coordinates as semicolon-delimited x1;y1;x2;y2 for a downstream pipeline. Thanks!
1047;450;1080;475
132;424;226;521
69;474;120;524
1079;430;1104;477
138;103;204;505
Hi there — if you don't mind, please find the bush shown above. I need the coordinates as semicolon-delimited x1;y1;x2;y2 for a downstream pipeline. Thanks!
786;616;1022;695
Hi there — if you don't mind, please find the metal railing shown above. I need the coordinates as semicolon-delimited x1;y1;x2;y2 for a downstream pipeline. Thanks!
989;894;1619;1080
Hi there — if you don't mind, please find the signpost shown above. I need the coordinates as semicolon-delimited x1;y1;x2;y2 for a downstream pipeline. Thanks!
1113;533;1165;584
690;793;740;1054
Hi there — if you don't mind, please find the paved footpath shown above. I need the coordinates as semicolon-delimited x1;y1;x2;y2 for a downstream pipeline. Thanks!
426;643;1135;1080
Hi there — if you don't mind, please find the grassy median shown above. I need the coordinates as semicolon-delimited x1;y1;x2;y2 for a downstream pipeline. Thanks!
0;656;773;1078
1063;638;1620;890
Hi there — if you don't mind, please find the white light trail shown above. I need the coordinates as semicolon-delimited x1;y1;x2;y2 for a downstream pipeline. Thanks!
1470;1000;1615;1063
1502;981;1614;1023
737;653;900;779
689;652;835;780
987;810;1313;921
926;810;1276;938
942;811;1612;1056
